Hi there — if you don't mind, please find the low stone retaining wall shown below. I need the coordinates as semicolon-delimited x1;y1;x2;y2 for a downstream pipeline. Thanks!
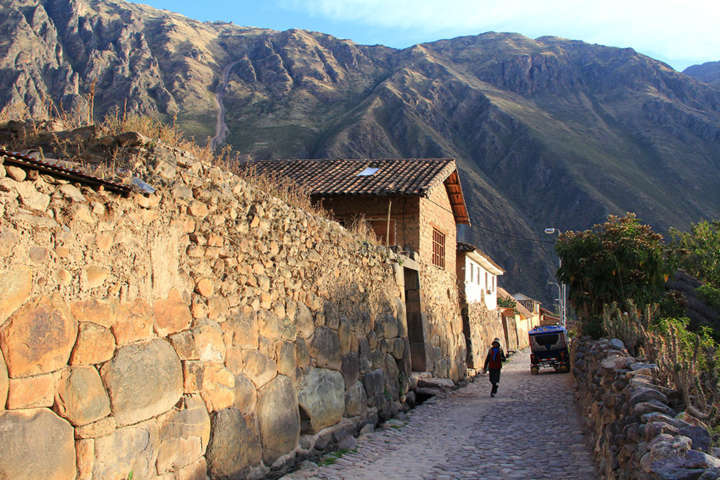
572;337;720;480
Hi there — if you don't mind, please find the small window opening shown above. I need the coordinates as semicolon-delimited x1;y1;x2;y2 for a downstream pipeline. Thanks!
357;167;379;176
432;228;445;269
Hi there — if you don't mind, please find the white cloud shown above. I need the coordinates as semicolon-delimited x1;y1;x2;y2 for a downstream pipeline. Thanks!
279;0;720;69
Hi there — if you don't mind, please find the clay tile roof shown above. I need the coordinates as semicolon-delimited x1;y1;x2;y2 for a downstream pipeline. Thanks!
247;158;470;224
0;148;132;196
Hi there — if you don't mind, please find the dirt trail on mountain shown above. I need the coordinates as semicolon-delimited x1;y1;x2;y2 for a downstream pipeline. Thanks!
210;61;241;151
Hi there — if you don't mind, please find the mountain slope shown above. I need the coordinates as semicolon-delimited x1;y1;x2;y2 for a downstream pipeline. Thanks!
2;0;720;304
684;61;720;87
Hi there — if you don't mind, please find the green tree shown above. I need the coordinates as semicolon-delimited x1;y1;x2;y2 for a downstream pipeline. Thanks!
556;213;667;328
670;219;720;288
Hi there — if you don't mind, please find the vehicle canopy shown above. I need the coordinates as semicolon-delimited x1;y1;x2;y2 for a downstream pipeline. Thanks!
529;325;568;354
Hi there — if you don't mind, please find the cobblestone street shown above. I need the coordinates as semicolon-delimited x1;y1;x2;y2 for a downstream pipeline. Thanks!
286;349;598;480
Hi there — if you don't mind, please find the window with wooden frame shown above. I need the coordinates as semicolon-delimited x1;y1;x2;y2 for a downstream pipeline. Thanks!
432;228;445;269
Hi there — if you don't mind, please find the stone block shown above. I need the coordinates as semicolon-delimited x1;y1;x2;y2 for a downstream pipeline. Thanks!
363;369;385;407
295;302;314;339
15;181;50;210
195;277;214;297
258;375;300;464
199;362;235;412
233;373;257;414
391;338;406;360
58;184;85;203
154;288;192;337
95;232;112;250
298;368;345;433
0;408;76;480
28;246;48;263
92;419;159;480
258;310;295;341
189;200;208;217
176;457;208;480
0;294;77;377
338;320;352;356
630;387;669;405
170;330;199;360
382;313;400;339
221;311;258;349
74;416;116;439
54;366;111;426
150;229;181;300
193;320;225;362
70;322;115;365
112;299;153;346
341;352;360;388
7;371;57;408
158;394;211;453
5;165;26;181
229;349;277;388
70;299;116;329
183;361;203;393
84;266;109;289
308;327;342;370
156;435;202;473
276;341;297;379
76;439;94;480
207;295;229;320
101;339;182;426
345;381;367;418
207;409;262;478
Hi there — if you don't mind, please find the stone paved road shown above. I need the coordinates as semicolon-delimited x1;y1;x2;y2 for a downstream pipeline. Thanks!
286;348;598;480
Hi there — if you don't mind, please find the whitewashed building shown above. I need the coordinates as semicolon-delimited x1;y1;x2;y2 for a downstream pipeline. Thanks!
456;242;505;310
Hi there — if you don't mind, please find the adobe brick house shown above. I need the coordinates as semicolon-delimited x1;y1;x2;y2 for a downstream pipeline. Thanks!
249;158;471;380
249;158;469;267
456;242;505;369
513;293;541;329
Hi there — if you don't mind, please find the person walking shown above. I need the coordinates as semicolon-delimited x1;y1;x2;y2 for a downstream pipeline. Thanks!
483;338;506;397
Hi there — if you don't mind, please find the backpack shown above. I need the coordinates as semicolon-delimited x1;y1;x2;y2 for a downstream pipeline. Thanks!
487;347;503;370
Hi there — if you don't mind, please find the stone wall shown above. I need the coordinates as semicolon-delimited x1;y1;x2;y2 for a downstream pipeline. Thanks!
463;301;505;369
418;265;466;381
572;337;720;480
0;136;421;479
515;317;531;350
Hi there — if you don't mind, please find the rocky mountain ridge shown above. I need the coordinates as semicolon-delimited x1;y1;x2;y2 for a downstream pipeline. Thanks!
2;0;720;303
684;61;720;87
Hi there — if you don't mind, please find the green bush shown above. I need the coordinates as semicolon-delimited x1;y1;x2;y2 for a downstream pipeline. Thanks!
557;213;668;325
671;220;720;288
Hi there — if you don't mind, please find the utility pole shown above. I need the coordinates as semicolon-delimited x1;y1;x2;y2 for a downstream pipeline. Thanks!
544;227;566;327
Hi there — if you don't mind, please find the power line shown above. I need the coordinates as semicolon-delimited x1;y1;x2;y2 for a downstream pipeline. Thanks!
423;196;557;246
469;223;558;246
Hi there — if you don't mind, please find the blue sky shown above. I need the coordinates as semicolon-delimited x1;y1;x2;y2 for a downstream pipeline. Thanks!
131;0;719;71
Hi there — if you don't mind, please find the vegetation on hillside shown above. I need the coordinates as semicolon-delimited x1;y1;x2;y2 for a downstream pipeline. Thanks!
557;214;720;428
